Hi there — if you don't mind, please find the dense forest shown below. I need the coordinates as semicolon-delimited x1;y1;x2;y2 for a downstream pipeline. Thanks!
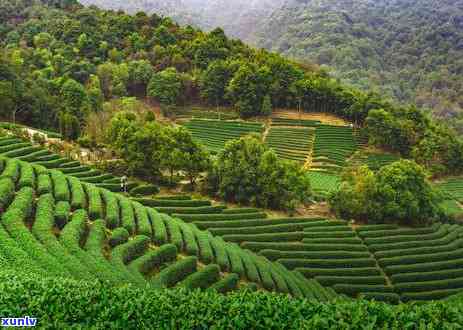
81;0;463;130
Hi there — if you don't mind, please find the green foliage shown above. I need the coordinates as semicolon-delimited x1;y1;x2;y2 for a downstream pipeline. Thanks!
147;67;182;106
209;135;312;211
329;160;444;225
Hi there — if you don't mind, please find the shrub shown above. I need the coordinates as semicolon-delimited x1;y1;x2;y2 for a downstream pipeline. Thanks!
394;277;463;293
85;184;103;220
209;237;231;272
2;188;69;277
129;184;160;196
162;215;184;252
385;259;463;275
32;194;92;280
225;245;246;277
392;268;463;284
55;201;71;229
129;244;177;275
101;190;120;229
378;249;463;268
68;177;87;210
133;198;211;207
333;284;393;297
374;239;463;259
119;198;136;235
0;159;20;182
241;242;368;253
0;178;14;211
179;264;221;290
133;202;152;238
278;258;377;270
224;232;303;243
177;222;199;256
260;250;371;261
315;276;386;286
192;228;214;264
296;267;381;278
152;256;198;288
50;170;70;201
109;228;130;248
112;235;150;265
360;292;400;304
37;173;52;195
147;208;167;245
401;289;463;302
208;273;240;293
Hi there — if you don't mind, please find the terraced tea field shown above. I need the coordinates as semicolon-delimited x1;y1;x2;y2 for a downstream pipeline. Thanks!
311;125;359;173
0;151;337;299
265;127;314;163
308;171;341;197
158;195;463;302
0;136;142;193
182;119;263;153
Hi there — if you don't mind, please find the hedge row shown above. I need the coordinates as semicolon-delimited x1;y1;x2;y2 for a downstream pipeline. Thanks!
333;284;393;297
17;149;49;162
2;187;70;277
385;258;463;275
84;220;126;284
95;183;121;192
223;232;303;243
364;226;447;245
110;237;148;286
378;248;463;268
194;217;320;229
302;231;356;239
70;169;101;178
360;292;400;304
401;288;463;302
154;205;225;215
2;146;42;158
0;142;30;153
367;226;458;252
174;212;267;222
101;190;120;229
315;276;386;286
147;208;168;245
80;174;114;184
203;237;227;272
241;242;369;253
60;165;91;174
51;170;70;201
85;184;103;220
260;249;371;261
355;224;399;233
302;238;362;245
210;223;308;236
177;220;199;256
208;273;240;293
68;177;86;210
120;197;136;235
278;258;377;270
1;158;20;182
134;198;211;207
156;195;192;200
32;194;92;280
222;208;260;214
129;184;160;196
37;173;52;195
192;228;214;264
303;225;352;233
54;201;70;229
109;228;130;248
129;244;178;275
394;277;463;293
358;226;437;239
0;177;14;211
152;256;198;288
34;157;69;168
296;267;382;278
133;201;152;238
59;160;81;168
392;268;463;284
180;264;221;290
163;214;184;252
374;239;463;259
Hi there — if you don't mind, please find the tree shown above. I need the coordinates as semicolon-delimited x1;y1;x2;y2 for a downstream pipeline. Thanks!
147;67;182;106
261;95;272;116
329;160;444;225
127;60;154;96
209;135;312;211
200;60;231;111
61;79;88;117
87;75;104;112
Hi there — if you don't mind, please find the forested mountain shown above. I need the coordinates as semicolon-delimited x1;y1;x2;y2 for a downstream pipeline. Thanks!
254;0;463;122
80;0;463;128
